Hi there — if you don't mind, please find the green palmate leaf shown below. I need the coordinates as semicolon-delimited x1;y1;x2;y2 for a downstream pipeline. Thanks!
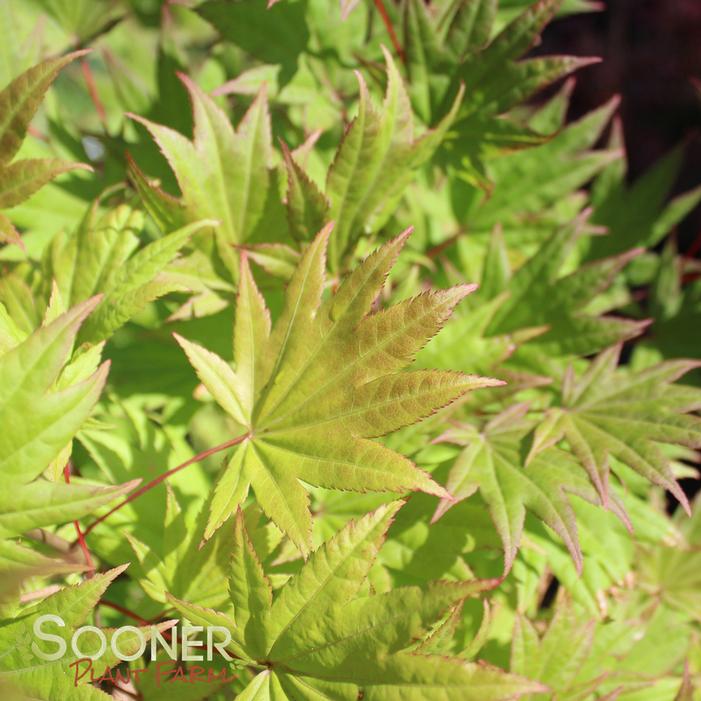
518;486;679;616
402;0;596;180
590;141;701;258
46;200;227;329
419;215;644;373
177;227;500;552
434;404;627;573
0;565;173;700
457;0;598;118
530;345;701;510
511;601;596;701
483;217;647;357
47;203;217;344
511;597;695;701
0;478;137;538
60;213;215;345
404;0;582;121
639;496;701;623
131;74;281;248
324;48;464;269
0;50;92;245
169;504;540;700
0;297;108;484
125;486;234;610
463;95;620;235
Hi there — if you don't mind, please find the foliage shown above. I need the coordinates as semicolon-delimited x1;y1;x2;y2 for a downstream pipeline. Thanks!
0;0;699;699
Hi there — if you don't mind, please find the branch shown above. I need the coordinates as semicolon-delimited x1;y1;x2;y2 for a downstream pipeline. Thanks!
374;0;405;62
64;462;96;576
80;433;250;538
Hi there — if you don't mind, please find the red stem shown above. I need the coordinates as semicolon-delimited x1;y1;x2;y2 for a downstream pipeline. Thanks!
81;58;108;130
99;599;153;626
80;433;249;539
99;600;175;643
98;601;235;658
64;462;95;577
374;0;405;62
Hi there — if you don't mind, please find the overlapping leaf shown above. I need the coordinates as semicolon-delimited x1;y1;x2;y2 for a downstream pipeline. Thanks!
482;217;647;358
511;598;694;701
0;298;141;572
434;404;627;573
402;0;598;182
125;487;234;610
322;48;464;269
169;504;541;700
0;566;174;700
530;345;701;510
176;226;500;552
589;134;701;259
0;51;92;246
420;214;645;374
131;74;282;249
0;298;108;484
43;202;215;344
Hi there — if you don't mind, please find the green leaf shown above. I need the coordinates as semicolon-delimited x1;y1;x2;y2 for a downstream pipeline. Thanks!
325;49;464;269
265;501;403;659
74;217;216;345
511;601;595;700
0;478;137;538
434;404;627;573
532;346;701;510
590;145;701;257
281;141;329;241
126;152;186;233
0;158;91;209
171;504;536;700
639;496;701;623
470;96;620;231
0;51;92;243
32;1;122;41
510;597;694;700
177;228;498;552
0;297;108;484
125;486;235;610
0;50;87;165
131;76;277;246
484;217;647;356
0;565;173;700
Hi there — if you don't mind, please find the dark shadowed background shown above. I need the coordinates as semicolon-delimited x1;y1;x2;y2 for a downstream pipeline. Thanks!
538;0;701;250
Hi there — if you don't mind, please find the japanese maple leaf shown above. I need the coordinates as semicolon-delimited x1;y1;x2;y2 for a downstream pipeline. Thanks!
530;345;701;511
175;226;500;552
168;504;543;700
433;404;629;574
